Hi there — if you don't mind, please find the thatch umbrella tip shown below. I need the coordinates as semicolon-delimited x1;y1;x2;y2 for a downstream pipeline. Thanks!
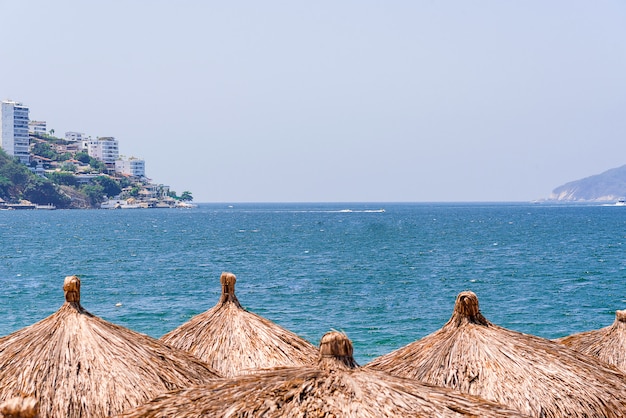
319;331;359;369
616;309;626;322
63;275;80;303
220;272;236;290
219;272;240;304
451;290;489;326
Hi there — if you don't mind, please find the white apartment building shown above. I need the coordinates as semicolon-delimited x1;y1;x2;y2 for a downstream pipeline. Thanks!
29;120;47;135
0;100;30;164
140;183;170;199
65;131;86;142
87;136;119;164
115;157;145;177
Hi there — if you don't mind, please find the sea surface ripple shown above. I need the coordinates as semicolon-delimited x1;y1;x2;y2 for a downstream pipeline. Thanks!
0;202;624;363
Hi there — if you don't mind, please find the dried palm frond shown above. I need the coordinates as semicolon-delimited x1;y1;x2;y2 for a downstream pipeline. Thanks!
366;291;626;417
0;276;219;418
118;331;530;418
161;272;318;377
556;309;626;373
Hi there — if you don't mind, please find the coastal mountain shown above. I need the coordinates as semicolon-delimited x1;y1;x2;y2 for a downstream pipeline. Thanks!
549;164;626;201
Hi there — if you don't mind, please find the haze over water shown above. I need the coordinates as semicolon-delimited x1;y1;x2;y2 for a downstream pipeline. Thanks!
1;202;624;364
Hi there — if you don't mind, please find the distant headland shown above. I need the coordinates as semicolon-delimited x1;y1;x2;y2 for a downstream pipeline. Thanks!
547;164;626;202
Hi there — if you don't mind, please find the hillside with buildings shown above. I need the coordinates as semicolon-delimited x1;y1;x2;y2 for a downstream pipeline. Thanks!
0;99;192;209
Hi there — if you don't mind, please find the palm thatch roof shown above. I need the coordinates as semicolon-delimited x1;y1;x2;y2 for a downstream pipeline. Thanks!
160;272;318;377
0;275;220;418
556;309;626;373
118;331;529;418
0;397;38;418
366;291;626;417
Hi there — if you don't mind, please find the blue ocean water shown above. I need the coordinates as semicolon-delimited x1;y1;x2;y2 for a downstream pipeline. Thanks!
0;202;624;364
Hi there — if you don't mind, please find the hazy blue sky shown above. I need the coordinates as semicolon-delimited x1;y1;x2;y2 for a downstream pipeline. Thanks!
2;1;625;202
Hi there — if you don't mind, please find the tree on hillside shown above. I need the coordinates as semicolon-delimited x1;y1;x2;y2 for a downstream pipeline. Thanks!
94;176;122;198
75;152;91;164
32;143;56;160
89;158;106;173
0;176;11;200
129;186;140;197
0;150;32;198
180;191;193;201
55;152;73;162
82;184;105;207
47;171;78;186
118;177;132;189
59;162;77;172
22;177;71;208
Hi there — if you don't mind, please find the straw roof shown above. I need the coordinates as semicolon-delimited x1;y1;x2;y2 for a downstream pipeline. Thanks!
0;276;220;418
0;397;38;418
118;331;530;418
160;272;318;377
556;309;626;373
366;291;626;418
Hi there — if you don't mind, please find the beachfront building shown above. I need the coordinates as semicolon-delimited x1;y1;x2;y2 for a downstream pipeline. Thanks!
29;120;47;135
87;136;119;164
0;100;30;164
115;156;145;178
140;183;170;199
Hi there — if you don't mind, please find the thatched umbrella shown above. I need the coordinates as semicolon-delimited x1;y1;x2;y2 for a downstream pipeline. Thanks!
556;309;626;373
366;291;626;417
0;276;220;418
0;397;38;418
117;331;530;417
160;272;318;377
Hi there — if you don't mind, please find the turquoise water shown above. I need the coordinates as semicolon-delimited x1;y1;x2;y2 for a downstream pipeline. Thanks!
1;202;624;364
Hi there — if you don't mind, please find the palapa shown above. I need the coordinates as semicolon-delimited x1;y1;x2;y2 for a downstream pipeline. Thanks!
0;397;38;418
118;331;530;418
160;272;318;377
556;309;626;373
366;291;626;418
0;276;219;418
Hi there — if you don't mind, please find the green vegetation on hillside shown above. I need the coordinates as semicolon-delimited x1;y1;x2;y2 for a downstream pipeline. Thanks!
1;133;193;208
0;149;72;208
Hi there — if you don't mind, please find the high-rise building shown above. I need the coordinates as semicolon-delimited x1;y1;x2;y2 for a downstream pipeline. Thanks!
0;100;30;164
87;136;119;164
115;157;146;177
